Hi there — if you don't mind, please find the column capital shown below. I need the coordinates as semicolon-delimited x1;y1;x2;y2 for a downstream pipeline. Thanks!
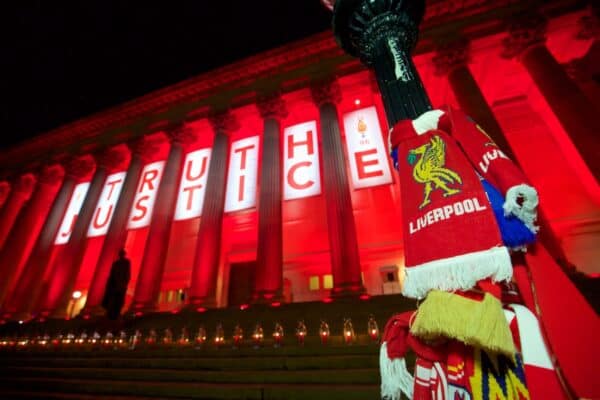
95;146;129;172
257;93;288;120
208;110;239;134
501;13;548;60
126;135;161;162
166;123;198;147
310;77;342;107
36;164;65;186
65;155;96;180
432;38;471;76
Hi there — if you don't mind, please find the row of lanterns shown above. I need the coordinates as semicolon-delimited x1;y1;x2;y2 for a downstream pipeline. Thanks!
0;316;380;350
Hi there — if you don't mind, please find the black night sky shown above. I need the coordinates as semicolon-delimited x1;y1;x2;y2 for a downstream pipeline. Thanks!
0;1;332;150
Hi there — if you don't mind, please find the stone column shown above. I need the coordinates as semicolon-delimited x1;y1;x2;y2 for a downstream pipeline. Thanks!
129;125;196;313
252;95;288;304
81;137;159;316
0;164;64;306
37;147;127;318
187;112;237;309
1;156;95;319
502;14;600;181
0;173;36;250
433;38;515;159
311;78;365;298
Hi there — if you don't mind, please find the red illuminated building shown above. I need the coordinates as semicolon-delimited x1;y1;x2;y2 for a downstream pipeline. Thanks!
0;0;597;321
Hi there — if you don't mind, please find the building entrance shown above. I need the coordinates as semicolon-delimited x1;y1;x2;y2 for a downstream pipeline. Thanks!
227;261;256;307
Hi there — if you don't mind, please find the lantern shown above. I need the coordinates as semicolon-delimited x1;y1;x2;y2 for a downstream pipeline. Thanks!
272;322;284;348
319;320;330;345
52;333;63;347
343;318;355;345
195;326;207;347
252;323;264;348
116;330;128;347
295;320;307;346
367;314;379;342
129;329;142;349
62;332;75;345
103;331;114;348
75;331;87;345
232;324;243;348
214;323;225;347
89;331;101;346
146;329;157;345
163;328;173;345
178;327;190;346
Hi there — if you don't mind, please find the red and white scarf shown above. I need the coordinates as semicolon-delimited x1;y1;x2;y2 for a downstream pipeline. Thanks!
389;107;535;299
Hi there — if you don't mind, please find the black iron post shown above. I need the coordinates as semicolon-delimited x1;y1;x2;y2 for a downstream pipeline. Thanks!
327;0;431;126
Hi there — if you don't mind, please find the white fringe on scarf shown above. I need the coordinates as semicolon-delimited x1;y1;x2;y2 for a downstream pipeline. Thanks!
402;246;512;299
380;342;414;400
503;184;539;233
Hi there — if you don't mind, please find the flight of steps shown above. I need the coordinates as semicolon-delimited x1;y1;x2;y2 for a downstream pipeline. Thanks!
0;295;416;399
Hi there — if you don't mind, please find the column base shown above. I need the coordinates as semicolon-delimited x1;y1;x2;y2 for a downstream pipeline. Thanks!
78;305;107;319
330;282;366;299
251;290;284;306
126;301;158;317
184;296;218;312
2;311;34;323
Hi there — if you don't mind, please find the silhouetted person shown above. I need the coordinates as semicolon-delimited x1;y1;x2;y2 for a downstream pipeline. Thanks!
102;249;131;320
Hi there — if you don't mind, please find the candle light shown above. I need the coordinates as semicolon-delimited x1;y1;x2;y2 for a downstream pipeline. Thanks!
89;331;101;346
103;331;114;348
272;322;284;348
195;326;207;347
252;323;264;348
146;329;157;345
52;333;63;347
367;314;380;342
343;318;355;345
295;320;307;346
129;329;142;349
116;330;127;348
319;320;330;345
163;328;173;345
214;323;225;347
232;323;243;349
178;327;190;346
75;331;88;345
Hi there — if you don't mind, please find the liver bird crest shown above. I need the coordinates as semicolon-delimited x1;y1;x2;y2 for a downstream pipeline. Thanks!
407;135;462;209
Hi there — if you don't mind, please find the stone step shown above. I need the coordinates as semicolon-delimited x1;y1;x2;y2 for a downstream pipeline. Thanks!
1;353;379;370
0;377;380;400
1;366;380;385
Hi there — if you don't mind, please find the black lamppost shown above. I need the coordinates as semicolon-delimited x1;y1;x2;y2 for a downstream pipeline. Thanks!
322;0;431;126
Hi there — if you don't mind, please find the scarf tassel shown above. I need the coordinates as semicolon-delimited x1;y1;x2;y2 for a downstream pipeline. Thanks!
380;342;414;400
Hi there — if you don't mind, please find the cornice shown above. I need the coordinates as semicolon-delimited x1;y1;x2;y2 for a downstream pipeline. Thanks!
0;0;586;171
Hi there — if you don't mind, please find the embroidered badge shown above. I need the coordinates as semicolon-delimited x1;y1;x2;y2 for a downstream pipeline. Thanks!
408;135;462;209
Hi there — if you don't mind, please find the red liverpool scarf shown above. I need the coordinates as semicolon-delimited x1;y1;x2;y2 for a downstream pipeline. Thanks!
390;116;512;299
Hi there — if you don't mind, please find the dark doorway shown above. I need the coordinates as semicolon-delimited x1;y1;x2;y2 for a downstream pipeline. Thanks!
227;261;256;307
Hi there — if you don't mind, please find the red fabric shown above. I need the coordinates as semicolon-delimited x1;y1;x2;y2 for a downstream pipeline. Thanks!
390;124;503;268
524;244;600;399
382;312;447;362
437;107;531;194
